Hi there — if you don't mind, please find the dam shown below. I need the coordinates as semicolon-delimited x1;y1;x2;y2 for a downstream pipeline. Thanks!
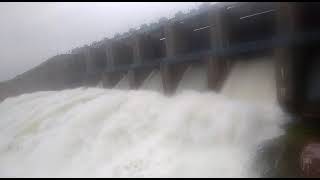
1;2;318;118
0;2;320;178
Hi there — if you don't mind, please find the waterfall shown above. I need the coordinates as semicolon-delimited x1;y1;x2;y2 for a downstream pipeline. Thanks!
176;64;207;93
0;57;286;178
114;74;130;90
140;70;163;93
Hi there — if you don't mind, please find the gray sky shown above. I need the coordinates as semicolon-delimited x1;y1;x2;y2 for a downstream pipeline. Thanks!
0;2;206;82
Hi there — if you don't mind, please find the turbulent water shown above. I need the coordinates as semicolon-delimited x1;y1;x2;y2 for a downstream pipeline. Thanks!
176;64;208;93
0;58;287;178
140;70;163;93
222;57;277;104
96;80;104;88
114;74;130;90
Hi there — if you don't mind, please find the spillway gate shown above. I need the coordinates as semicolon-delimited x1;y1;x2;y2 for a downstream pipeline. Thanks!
70;2;320;119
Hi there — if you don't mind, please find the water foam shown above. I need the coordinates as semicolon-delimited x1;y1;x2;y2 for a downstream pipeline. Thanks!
0;87;285;178
0;56;286;177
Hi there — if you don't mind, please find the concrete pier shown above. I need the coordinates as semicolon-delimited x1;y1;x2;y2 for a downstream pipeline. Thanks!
207;5;232;91
275;2;320;117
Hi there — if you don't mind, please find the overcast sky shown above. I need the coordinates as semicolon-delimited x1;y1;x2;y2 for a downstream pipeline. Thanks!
0;2;208;82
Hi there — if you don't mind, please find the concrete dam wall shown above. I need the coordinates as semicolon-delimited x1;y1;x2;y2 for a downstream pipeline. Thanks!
1;2;320;119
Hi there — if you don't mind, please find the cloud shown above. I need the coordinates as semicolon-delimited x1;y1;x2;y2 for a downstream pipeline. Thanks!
0;2;204;82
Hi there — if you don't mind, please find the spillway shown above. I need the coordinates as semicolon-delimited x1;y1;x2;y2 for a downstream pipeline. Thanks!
96;80;103;88
0;57;286;177
176;64;208;93
140;70;163;93
2;1;319;177
221;57;277;105
114;74;130;90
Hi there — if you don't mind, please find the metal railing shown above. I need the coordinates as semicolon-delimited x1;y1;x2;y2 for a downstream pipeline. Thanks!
105;30;320;73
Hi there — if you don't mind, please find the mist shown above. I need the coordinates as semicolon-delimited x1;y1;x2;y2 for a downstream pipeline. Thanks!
0;2;204;82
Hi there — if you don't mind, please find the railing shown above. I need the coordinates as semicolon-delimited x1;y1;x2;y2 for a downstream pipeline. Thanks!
105;30;320;73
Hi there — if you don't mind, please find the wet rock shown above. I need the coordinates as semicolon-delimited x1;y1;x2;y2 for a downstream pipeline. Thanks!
300;142;320;177
254;118;320;178
253;135;290;178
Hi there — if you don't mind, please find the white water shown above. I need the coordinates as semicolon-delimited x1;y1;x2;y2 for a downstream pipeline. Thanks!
96;80;103;88
140;70;163;93
114;74;130;90
222;57;277;105
176;64;208;93
0;58;286;178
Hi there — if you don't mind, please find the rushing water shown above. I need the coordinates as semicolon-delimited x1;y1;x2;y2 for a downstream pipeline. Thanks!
222;57;277;105
140;70;163;93
114;74;130;90
0;58;286;178
176;64;208;93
